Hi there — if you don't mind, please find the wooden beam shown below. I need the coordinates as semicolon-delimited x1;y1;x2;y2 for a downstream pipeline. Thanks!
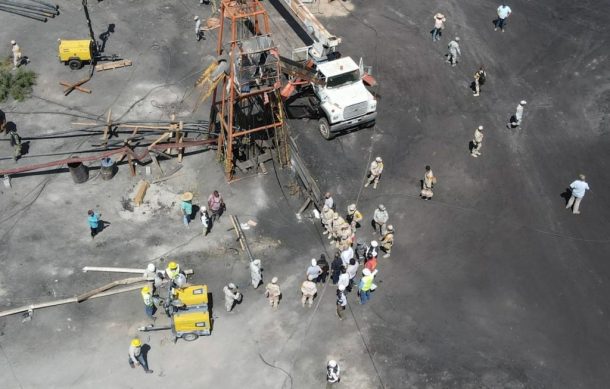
82;266;194;275
95;59;133;72
133;180;150;207
76;276;146;302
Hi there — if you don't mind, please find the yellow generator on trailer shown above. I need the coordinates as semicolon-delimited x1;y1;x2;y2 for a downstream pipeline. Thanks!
58;39;94;70
139;285;212;342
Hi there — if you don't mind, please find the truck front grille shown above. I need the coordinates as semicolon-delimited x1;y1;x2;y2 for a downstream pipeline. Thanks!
344;102;368;120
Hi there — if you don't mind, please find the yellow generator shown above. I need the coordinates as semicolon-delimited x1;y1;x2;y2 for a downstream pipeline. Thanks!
58;39;93;70
139;284;211;342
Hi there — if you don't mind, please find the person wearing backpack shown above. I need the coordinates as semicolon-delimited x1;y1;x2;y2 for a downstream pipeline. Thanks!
473;66;487;97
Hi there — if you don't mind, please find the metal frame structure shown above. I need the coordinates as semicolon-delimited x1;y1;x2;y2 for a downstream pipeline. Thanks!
211;0;289;181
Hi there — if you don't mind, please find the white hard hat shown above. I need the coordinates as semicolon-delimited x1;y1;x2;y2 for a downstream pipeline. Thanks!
378;204;385;210
371;240;378;247
308;274;316;281
146;264;156;272
253;259;261;266
271;277;278;283
11;40;16;45
375;157;382;162
328;360;337;367
311;258;317;266
228;283;236;289
478;125;483;130
387;225;394;231
201;206;207;211
362;268;372;276
520;100;527;105
455;36;460;41
338;285;345;291
348;203;356;212
194;16;199;20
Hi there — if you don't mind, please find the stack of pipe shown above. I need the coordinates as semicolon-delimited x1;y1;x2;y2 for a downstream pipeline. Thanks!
0;0;59;22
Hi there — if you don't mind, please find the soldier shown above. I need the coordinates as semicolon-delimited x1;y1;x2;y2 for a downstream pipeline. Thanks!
265;277;281;310
373;204;389;235
471;126;484;158
301;276;317;307
446;37;461;66
250;259;262;288
337;223;353;249
223;283;241;312
8;128;22;162
320;204;334;236
331;213;346;242
141;286;156;320
365;157;384;189
473;66;486;97
508;100;527;128
346;203;363;229
11;40;23;69
420;165;436;200
380;225;394;258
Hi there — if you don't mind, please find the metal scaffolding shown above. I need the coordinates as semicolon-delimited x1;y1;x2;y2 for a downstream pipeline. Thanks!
211;0;289;181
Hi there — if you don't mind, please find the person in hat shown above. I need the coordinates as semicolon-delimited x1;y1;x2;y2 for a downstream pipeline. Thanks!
301;276;317;307
373;204;389;235
180;192;194;227
471;126;484;157
223;283;241;312
327;360;341;383
330;213;346;242
11;40;22;69
337;223;353;249
128;338;153;373
87;209;101;239
421;165;436;200
143;263;163;295
565;174;590;215
346;203;363;229
141;286;156;320
365;157;384;189
165;261;182;285
358;268;377;305
336;285;347;320
432;13;446;42
381;225;394;258
265;277;281;309
508;100;527;128
472;65;487;97
446;37;461;66
250;259;262;288
200;206;211;236
194;16;203;41
320;204;335;235
365;240;378;261
306;258;323;283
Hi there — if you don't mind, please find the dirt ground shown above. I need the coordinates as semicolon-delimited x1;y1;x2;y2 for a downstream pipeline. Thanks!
1;0;609;388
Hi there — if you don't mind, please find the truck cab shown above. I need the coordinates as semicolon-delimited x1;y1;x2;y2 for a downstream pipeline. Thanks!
314;57;377;139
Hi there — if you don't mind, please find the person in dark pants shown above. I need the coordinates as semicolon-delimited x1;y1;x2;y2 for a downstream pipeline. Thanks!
317;254;329;283
87;209;101;239
207;190;225;223
330;251;343;285
336;285;347;320
495;4;512;32
128;338;153;373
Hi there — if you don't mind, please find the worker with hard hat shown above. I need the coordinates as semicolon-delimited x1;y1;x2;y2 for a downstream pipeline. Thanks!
381;225;394;258
223;283;241;312
364;243;378;272
326;360;341;383
365;156;384;189
128;338;153;374
358;268;378;305
508;100;527;128
141;286;156;320
265;277;281;310
250;259;262;288
143;264;163;295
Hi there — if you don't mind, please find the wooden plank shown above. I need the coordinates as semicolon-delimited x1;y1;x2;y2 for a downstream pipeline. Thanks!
82;266;194;275
76;276;146;302
59;81;91;94
133;180;150;206
95;59;133;72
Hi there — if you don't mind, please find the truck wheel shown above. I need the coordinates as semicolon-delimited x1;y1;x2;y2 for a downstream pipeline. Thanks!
318;118;334;140
182;333;199;342
68;59;82;70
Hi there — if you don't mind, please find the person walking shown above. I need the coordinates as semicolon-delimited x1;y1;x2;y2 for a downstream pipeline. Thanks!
495;4;512;32
431;13;446;42
265;277;281;310
346;203;363;229
421;165;436;200
373;204;389;235
128;338;153;374
446;37;461;66
565;174;590;214
346;258;359;293
358;268;377;305
380;225;394;258
336;285;347;320
207;190;224;223
473;66;486;97
8;128;22;161
141;286;156;320
301;276;317;308
306;258;323;283
194;16;204;41
471;126;484;158
508;100;527;128
87;209;101;239
250;259;262;288
200;206;211;236
11;40;23;69
365;156;384;189
327;360;341;384
223;283;241;312
180;192;194;227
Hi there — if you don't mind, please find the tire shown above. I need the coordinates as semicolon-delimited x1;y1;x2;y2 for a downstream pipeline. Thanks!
364;120;376;129
182;333;199;342
68;59;82;70
318;117;334;140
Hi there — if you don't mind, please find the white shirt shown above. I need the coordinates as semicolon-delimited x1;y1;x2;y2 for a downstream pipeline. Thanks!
497;5;511;19
338;273;350;289
324;197;334;210
570;180;590;198
340;247;354;266
195;19;201;34
346;263;359;279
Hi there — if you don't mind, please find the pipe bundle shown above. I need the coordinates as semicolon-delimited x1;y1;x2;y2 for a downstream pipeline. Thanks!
0;0;59;22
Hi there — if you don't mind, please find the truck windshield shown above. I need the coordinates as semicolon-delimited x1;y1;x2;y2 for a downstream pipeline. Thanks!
326;69;360;88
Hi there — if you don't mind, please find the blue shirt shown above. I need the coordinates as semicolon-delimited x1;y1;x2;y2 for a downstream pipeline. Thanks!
570;180;590;198
497;5;511;19
181;201;193;215
88;213;99;228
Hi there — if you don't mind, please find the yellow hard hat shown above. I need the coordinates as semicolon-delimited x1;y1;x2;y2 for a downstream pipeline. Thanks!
131;338;141;347
168;261;177;270
141;286;150;293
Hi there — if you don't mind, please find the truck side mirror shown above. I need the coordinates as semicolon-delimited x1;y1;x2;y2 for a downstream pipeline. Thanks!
359;57;364;77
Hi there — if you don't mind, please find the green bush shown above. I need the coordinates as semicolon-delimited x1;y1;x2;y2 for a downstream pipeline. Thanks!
0;58;37;102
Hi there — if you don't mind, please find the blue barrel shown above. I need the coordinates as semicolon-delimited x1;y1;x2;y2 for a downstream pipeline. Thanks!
100;157;115;181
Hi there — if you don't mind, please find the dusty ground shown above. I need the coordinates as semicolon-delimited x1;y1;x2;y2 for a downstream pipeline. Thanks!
0;0;609;388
